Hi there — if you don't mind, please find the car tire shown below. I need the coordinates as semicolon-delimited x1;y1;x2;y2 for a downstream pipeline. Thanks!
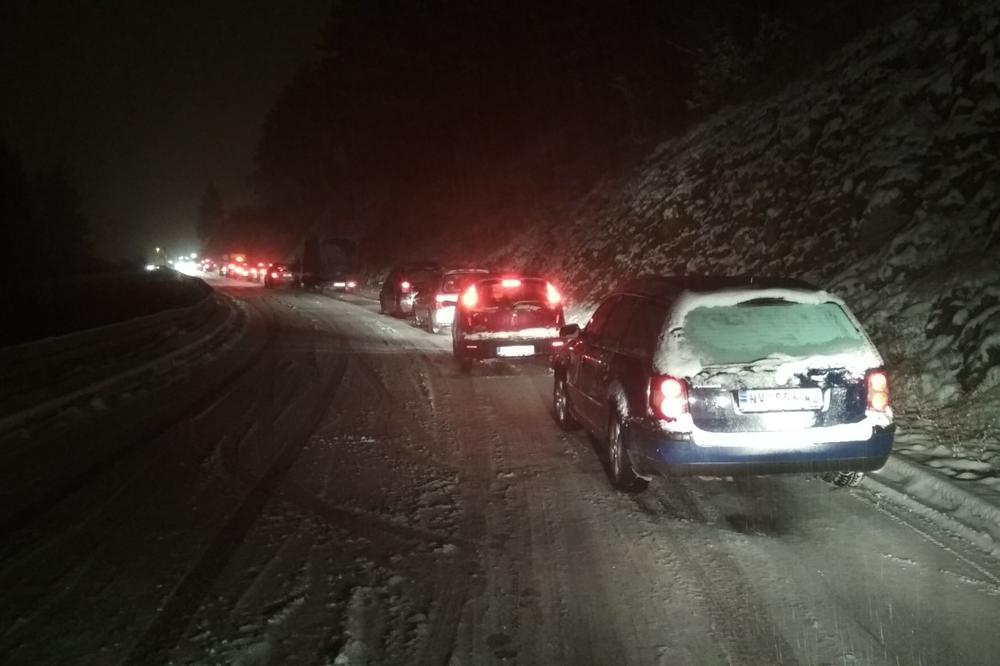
607;412;648;493
453;332;473;373
553;373;579;431
830;471;865;487
426;308;439;334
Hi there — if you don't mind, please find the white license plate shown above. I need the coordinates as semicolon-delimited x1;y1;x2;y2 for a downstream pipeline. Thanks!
333;281;347;288
738;388;823;412
497;345;535;357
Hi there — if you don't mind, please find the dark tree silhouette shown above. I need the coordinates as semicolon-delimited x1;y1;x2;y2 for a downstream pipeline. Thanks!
3;139;94;278
249;0;898;267
196;183;225;245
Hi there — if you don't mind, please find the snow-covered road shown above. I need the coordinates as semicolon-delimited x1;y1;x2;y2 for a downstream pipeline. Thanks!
2;278;999;665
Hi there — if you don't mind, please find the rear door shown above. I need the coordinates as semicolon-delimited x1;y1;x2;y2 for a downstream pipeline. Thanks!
576;296;635;432
565;296;617;425
473;279;561;333
677;299;874;433
616;298;669;443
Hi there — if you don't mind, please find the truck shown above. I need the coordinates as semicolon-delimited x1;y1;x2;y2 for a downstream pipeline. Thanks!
299;237;359;292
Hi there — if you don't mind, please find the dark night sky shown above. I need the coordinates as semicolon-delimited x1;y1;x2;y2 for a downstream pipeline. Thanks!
1;1;331;260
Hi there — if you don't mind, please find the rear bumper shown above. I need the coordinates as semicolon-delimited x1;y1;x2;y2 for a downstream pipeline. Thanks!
635;424;895;477
457;336;562;360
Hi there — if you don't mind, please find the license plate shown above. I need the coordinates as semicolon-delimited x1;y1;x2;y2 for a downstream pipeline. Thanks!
738;388;823;412
497;345;534;357
333;281;347;288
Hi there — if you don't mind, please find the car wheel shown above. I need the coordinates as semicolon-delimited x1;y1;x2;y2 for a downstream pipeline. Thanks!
453;331;473;373
607;412;648;493
830;471;865;487
553;373;579;431
426;308;439;334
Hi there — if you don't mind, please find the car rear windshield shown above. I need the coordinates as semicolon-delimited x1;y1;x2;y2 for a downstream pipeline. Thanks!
681;300;866;365
403;269;437;287
442;272;486;293
477;279;549;307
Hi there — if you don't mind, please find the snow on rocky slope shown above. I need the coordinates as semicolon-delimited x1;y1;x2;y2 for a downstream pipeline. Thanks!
485;0;1000;484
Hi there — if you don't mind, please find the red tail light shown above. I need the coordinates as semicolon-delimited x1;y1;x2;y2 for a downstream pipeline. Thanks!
400;280;411;292
546;282;561;306
271;271;279;278
651;376;688;420
461;284;478;308
867;370;890;413
347;280;357;288
501;278;521;288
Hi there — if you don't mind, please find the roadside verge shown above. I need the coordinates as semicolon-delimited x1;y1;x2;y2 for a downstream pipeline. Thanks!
866;449;1000;560
0;290;246;437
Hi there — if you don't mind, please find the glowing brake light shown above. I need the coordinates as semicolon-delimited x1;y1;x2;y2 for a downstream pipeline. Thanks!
400;280;411;291
271;271;279;278
546;282;561;306
347;280;357;288
461;284;478;308
501;278;521;288
867;370;890;413
651;376;688;420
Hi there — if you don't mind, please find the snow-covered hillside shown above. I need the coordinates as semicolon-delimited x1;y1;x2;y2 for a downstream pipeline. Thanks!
487;0;1000;482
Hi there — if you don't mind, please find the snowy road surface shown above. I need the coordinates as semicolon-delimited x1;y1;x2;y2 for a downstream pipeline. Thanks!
2;278;999;665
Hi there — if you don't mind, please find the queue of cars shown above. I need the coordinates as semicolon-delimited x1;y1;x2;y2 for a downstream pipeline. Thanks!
223;256;896;491
398;268;894;491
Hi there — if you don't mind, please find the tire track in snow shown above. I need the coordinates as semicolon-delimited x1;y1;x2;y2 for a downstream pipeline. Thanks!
124;313;350;663
636;480;800;665
0;296;277;536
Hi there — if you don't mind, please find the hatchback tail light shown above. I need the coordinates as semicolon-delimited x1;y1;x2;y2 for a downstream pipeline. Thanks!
867;370;890;413
461;284;478;308
651;376;688;421
546;282;561;306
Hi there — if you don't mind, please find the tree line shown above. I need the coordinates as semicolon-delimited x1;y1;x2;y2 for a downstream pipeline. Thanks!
2;139;95;279
200;0;899;266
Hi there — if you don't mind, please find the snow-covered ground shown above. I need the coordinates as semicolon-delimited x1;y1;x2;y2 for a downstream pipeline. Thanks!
2;282;999;664
3;0;1000;659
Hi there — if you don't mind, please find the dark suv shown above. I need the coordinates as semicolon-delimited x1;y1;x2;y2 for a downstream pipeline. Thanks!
452;276;565;372
379;263;440;317
552;276;894;492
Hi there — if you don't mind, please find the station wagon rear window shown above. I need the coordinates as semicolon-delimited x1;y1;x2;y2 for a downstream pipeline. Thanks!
682;301;867;366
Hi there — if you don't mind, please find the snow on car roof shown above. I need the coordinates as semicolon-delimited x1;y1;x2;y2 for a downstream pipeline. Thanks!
617;275;819;302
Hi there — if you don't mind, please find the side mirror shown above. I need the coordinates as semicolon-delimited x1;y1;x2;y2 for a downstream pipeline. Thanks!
559;323;580;338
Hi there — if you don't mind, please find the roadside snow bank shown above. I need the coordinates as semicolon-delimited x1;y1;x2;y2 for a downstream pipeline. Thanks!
0;291;244;435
